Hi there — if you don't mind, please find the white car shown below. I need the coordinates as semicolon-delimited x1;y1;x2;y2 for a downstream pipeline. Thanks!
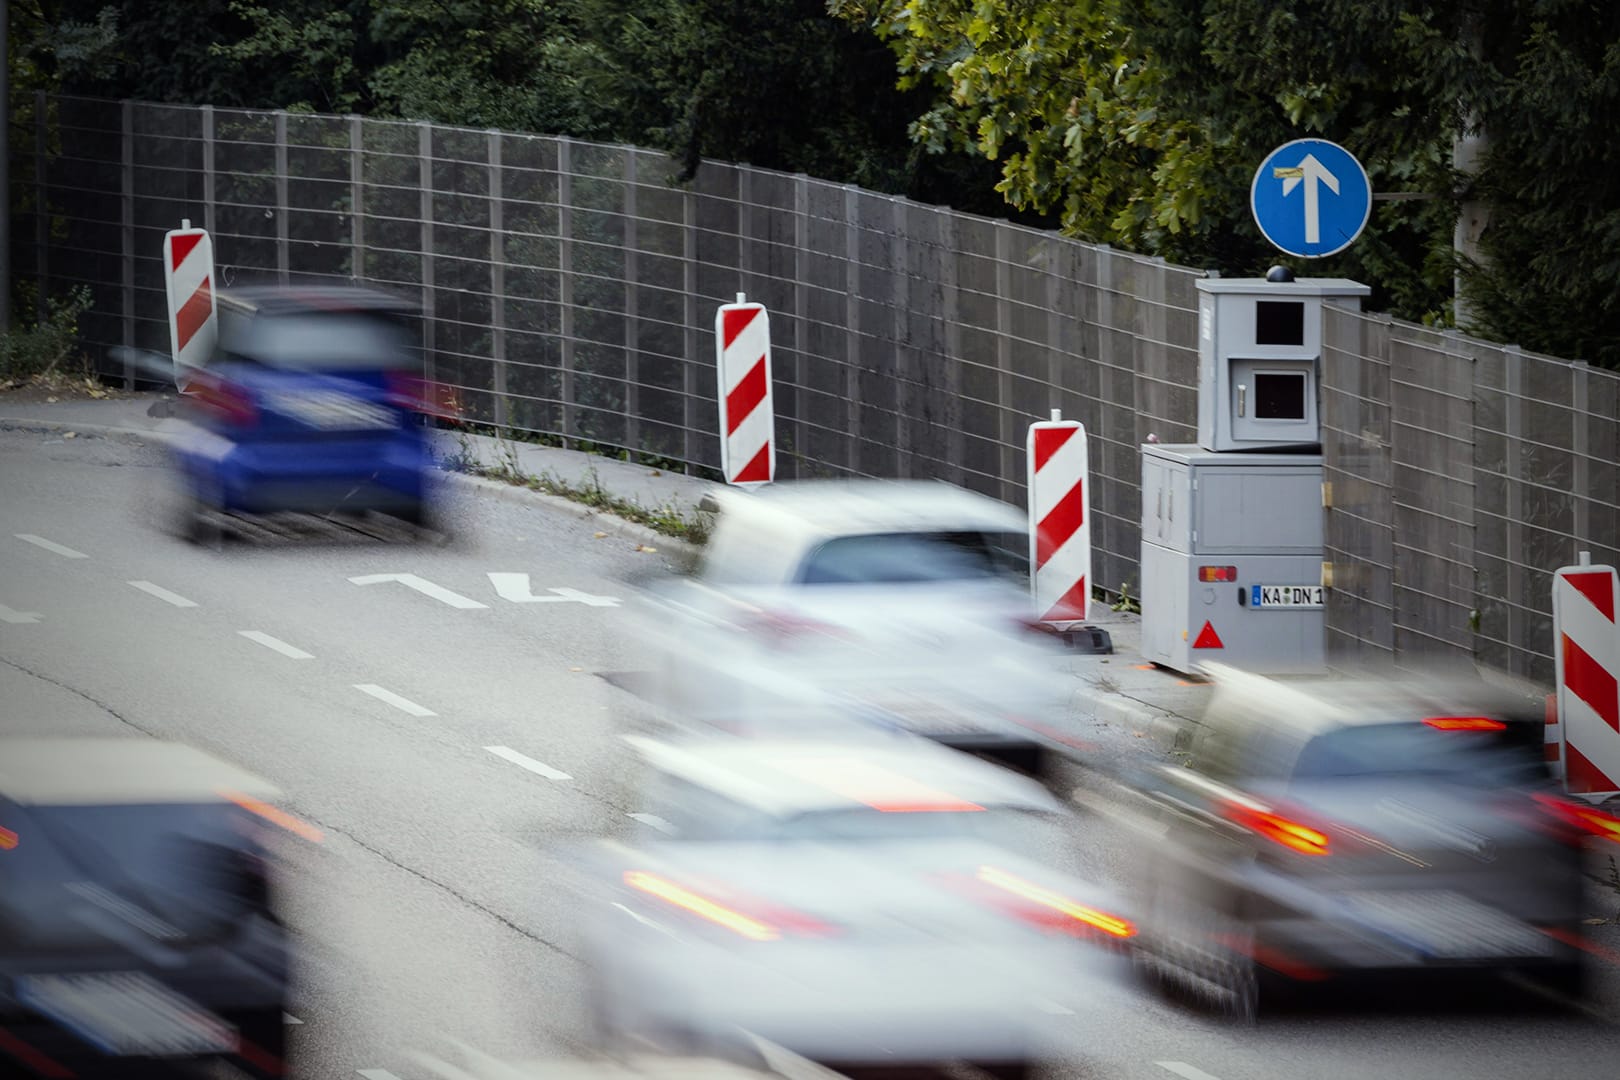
633;480;1090;778
578;735;1135;1078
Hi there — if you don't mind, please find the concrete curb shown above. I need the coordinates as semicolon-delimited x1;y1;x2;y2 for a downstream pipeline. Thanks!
1069;686;1198;753
0;415;179;445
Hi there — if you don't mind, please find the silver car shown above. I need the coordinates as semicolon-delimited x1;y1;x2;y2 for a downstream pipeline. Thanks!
578;736;1135;1078
1127;663;1603;1019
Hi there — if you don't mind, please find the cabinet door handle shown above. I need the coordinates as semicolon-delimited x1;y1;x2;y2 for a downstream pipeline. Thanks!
1237;384;1247;417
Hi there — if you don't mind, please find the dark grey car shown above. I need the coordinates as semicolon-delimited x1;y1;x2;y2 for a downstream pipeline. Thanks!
1127;664;1602;1019
0;739;301;1077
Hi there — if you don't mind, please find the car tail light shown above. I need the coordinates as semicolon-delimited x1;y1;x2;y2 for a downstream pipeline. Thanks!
624;870;837;941
1532;793;1620;845
1422;716;1507;732
1224;801;1331;856
387;373;462;420
219;789;324;844
974;866;1137;940
1198;566;1238;583
183;373;258;427
0;826;17;850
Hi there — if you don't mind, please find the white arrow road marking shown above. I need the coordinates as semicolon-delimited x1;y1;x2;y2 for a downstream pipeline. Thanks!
354;684;436;717
485;745;572;780
1157;1063;1225;1080
282;1013;303;1025
349;573;488;609
128;581;198;608
1276;152;1340;244
0;604;43;624
239;631;314;660
486;573;621;606
356;1071;406;1080
15;533;88;559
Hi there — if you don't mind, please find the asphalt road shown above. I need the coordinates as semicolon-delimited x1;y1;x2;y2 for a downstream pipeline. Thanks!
3;422;1619;1080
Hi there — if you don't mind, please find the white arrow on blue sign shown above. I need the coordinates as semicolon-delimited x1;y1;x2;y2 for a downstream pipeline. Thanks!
1250;139;1371;259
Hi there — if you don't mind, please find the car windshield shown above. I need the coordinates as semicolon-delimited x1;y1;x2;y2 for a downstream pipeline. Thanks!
798;531;1027;585
1290;722;1541;784
222;311;420;371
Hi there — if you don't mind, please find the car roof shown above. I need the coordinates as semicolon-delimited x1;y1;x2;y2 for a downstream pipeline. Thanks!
0;738;282;806
1199;661;1544;742
624;734;1060;818
707;480;1026;542
218;284;419;318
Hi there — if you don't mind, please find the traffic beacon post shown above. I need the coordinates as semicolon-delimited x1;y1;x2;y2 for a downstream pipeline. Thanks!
1138;139;1372;676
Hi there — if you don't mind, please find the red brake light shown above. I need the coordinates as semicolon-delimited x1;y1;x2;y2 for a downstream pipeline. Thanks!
1532;794;1620;845
1422;716;1507;732
623;871;837;941
1198;566;1238;583
387;373;462;420
183;373;258;427
0;826;17;850
219;789;323;844
974;866;1137;939
1226;802;1331;856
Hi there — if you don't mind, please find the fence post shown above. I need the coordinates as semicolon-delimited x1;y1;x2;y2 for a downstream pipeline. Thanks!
120;99;135;388
942;212;965;488
418;122;436;390
792;175;810;479
1503;343;1525;677
681;180;698;473
1571;359;1590;555
557;136;575;439
892;198;910;477
843;185;861;475
34;91;48;324
349;116;364;282
200;105;216;236
274;111;288;283
623;150;640;454
993;227;1014;501
488;130;508;431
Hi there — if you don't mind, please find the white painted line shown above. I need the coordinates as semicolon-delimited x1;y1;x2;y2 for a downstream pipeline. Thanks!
488;573;621;606
350;572;488;609
1032;997;1075;1015
0;603;42;624
485;745;572;780
129;580;198;608
239;630;315;660
627;812;675;833
357;1071;405;1080
16;533;88;559
1156;1063;1224;1080
282;1013;303;1025
355;684;436;717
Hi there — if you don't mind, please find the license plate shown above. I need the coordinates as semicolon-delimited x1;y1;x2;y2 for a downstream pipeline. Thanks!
266;390;396;430
16;972;236;1056
1251;584;1324;609
1338;891;1554;960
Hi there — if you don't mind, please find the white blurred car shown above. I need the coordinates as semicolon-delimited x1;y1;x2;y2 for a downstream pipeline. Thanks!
635;480;1089;778
579;736;1135;1078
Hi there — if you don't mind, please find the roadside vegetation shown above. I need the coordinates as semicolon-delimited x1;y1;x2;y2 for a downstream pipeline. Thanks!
13;2;1620;368
0;285;96;388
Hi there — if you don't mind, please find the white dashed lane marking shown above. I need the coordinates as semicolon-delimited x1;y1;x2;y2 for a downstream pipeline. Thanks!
1157;1063;1225;1080
129;580;199;608
238;631;314;660
0;603;42;624
354;684;436;717
485;745;572;780
15;533;88;559
627;812;675;833
282;1013;303;1025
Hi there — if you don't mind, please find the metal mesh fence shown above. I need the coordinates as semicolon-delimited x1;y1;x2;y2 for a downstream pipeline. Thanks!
1322;307;1620;684
8;94;1200;603
10;95;1617;680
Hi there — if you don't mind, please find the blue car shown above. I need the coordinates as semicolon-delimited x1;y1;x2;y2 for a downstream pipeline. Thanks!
169;286;455;543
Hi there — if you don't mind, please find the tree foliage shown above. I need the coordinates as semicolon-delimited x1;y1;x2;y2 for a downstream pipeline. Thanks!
12;1;1620;364
832;0;1620;365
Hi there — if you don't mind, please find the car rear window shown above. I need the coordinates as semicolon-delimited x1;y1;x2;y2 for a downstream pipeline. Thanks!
220;311;421;371
1290;722;1543;784
797;531;1027;585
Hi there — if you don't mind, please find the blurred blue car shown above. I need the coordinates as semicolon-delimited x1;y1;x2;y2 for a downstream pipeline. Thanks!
169;286;456;542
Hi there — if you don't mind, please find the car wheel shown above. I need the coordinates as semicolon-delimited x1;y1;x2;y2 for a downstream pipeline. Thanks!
1151;884;1261;1023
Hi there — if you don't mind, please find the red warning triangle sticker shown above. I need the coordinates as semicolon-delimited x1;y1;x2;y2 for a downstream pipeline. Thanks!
1192;621;1224;649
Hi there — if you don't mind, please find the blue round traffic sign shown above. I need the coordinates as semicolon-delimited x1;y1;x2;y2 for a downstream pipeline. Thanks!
1250;139;1371;259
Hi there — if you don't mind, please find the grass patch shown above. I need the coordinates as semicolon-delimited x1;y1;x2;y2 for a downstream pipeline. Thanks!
446;428;713;547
